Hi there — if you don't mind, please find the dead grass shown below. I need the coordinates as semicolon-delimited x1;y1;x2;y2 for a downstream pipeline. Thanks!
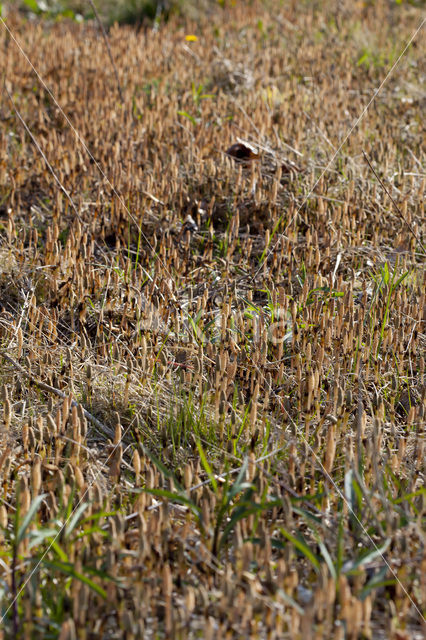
0;1;425;638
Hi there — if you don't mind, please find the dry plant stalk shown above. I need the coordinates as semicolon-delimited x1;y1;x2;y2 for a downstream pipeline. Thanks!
0;1;424;638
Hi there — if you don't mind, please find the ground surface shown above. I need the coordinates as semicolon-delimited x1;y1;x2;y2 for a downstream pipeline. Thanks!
0;1;425;638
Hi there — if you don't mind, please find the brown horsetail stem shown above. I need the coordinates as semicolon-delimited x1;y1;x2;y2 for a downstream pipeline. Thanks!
0;1;424;639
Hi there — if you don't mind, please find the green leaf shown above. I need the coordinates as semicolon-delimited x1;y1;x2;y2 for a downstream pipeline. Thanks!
142;447;183;492
259;214;284;264
317;539;337;580
383;261;389;286
291;506;323;526
344;469;354;510
343;538;391;574
393;488;425;505
394;271;409;289
196;440;217;493
64;487;76;523
50;539;68;563
17;494;47;545
65;502;89;537
177;110;197;125
138;487;202;520
228;458;251;501
292;507;337;579
213;470;258;556
360;565;394;600
218;495;255;551
41;560;107;599
336;510;345;576
27;527;58;549
185;312;203;343
81;511;117;525
75;526;108;539
60;9;76;19
23;0;39;12
276;588;304;614
279;527;321;572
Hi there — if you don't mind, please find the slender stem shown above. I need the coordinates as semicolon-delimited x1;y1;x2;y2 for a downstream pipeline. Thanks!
11;540;18;637
363;149;425;255
88;0;125;106
1;352;115;440
4;82;83;224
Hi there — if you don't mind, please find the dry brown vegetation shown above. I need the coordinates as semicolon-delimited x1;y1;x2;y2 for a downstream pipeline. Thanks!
0;1;425;638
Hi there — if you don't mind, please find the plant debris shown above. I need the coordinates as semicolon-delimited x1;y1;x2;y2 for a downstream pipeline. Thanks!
0;1;424;638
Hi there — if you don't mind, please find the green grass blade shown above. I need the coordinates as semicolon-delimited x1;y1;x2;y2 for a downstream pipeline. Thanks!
17;494;47;545
65;502;89;537
279;527;321;572
196;440;217;493
41;560;107;599
343;538;391;574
